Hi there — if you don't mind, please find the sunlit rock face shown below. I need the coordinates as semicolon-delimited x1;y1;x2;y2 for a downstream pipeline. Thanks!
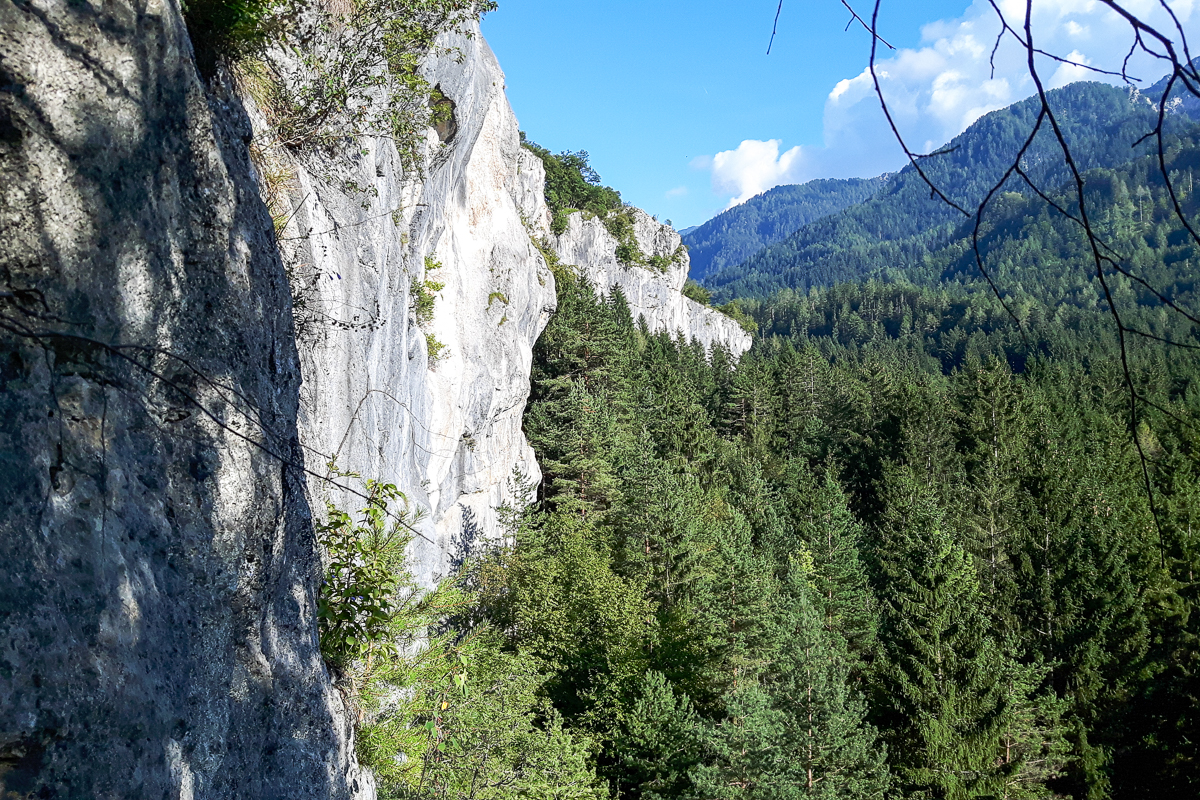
0;0;366;795
265;24;557;588
554;209;753;358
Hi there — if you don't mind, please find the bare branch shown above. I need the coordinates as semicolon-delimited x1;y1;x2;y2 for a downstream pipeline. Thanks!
767;0;784;55
840;0;894;49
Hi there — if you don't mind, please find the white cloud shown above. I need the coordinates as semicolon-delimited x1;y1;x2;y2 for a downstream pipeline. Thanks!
698;0;1199;207
665;185;688;198
1049;50;1095;89
707;139;807;208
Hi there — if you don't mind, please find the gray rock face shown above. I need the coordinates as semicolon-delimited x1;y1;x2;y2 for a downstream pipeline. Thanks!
0;0;364;796
554;210;752;357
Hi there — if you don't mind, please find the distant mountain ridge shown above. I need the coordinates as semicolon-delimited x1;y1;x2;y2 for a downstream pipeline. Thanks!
682;177;888;281
704;79;1200;301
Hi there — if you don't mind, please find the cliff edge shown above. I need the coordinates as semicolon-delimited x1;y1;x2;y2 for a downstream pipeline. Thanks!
554;209;753;358
0;1;749;795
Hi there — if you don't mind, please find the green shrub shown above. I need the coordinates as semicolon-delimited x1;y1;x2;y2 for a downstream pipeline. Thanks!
521;133;624;232
550;208;572;236
682;279;712;306
646;244;687;273
488;291;509;306
225;0;494;164
317;479;414;671
316;480;606;800
411;257;444;327
426;333;447;365
717;300;757;335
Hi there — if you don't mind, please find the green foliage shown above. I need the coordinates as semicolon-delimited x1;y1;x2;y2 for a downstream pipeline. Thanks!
425;333;447;365
716;300;756;334
616;672;704;800
317;478;415;671
411;257;444;327
681;279;712;306
182;0;279;73
316;481;606;800
232;0;495;164
365;630;606;800
644;245;686;274
479;239;1200;799
488;291;510;306
521;133;624;235
871;466;1008;799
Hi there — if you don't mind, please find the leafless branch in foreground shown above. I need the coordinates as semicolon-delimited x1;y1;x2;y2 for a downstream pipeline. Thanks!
771;1;1200;563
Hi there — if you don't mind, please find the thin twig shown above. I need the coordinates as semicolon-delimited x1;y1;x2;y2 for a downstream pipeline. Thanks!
767;0;784;55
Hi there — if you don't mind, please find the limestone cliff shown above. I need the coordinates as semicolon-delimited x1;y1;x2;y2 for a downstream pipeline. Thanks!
256;25;557;587
0;0;750;794
0;0;366;795
554;210;753;358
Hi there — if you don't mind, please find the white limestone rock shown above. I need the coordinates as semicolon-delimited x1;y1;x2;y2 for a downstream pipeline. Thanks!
554;209;753;357
260;23;556;587
250;22;748;596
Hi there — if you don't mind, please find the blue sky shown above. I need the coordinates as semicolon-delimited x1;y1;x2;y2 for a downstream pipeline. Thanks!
482;1;1200;229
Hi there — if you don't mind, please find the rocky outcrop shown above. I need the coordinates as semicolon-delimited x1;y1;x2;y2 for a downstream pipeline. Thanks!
259;25;556;588
554;209;753;357
0;0;366;796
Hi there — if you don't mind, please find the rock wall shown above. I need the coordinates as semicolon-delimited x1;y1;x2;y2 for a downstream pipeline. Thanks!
0;0;366;796
261;25;556;588
554;209;753;358
0;0;751;794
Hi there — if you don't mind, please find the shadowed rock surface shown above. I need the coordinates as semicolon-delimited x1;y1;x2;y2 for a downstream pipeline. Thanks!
0;0;364;795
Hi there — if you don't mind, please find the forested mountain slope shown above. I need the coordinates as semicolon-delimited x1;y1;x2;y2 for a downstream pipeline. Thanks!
470;262;1200;800
706;80;1200;300
731;127;1200;339
461;79;1200;800
682;177;887;281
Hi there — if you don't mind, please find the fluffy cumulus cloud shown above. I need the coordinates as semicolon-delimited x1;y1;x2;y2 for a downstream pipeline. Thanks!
703;0;1199;207
698;140;809;208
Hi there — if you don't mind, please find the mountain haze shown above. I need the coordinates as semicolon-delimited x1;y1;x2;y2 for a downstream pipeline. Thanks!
706;80;1200;300
682;177;887;281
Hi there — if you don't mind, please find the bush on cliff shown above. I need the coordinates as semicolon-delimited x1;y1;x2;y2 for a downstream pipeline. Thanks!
520;134;623;235
317;478;605;800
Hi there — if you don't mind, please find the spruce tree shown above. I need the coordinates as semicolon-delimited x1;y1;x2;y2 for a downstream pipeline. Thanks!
792;468;878;670
954;357;1029;633
770;559;892;800
871;465;1007;800
617;671;705;800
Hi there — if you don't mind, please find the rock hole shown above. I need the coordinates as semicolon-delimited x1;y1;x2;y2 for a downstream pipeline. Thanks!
429;85;457;144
